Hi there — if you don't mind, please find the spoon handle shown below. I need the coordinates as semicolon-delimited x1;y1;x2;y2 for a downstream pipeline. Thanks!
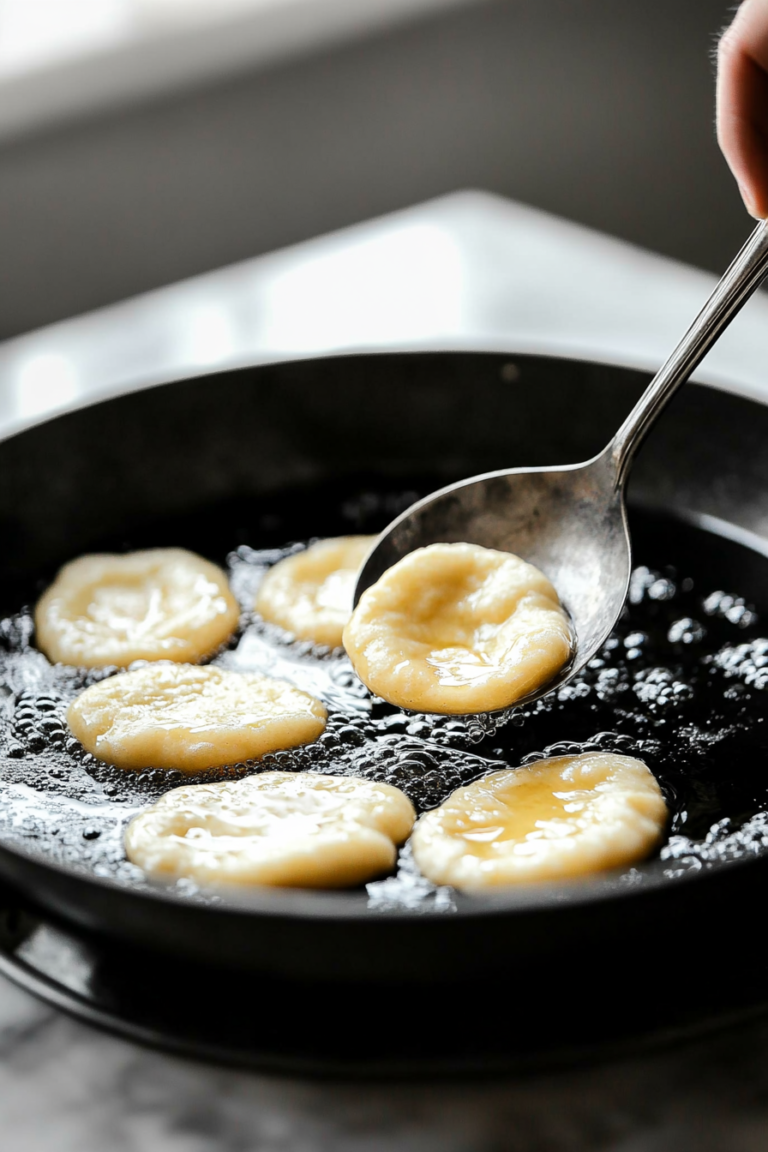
609;218;768;487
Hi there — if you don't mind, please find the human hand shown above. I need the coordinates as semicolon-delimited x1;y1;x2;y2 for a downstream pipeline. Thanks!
718;0;768;218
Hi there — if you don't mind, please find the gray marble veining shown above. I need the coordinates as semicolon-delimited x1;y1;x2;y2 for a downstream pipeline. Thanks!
3;976;768;1151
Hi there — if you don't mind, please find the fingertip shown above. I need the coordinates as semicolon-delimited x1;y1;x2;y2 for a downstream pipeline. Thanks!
739;183;760;217
740;181;768;219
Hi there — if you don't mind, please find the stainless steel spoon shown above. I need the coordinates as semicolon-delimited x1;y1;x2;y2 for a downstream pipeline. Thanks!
353;219;768;712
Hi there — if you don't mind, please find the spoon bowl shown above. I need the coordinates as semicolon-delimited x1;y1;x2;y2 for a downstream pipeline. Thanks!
356;450;628;708
354;219;768;711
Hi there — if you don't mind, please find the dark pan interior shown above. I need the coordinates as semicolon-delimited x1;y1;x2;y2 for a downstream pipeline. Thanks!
2;351;768;981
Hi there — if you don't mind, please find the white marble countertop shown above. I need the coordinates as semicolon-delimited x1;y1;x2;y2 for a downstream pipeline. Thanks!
2;191;768;1150
2;190;768;439
1;990;768;1152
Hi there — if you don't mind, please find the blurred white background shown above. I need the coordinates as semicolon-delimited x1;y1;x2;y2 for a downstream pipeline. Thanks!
0;0;460;134
0;0;743;340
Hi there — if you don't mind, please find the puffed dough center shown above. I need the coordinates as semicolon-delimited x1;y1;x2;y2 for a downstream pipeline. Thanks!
255;536;375;647
343;542;572;713
411;752;668;889
36;548;239;668
67;664;327;772
125;771;416;887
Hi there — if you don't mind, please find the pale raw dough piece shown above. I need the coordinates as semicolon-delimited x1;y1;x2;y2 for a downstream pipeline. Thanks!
343;542;572;713
411;752;668;890
255;536;375;647
36;548;239;668
67;664;327;772
125;771;415;887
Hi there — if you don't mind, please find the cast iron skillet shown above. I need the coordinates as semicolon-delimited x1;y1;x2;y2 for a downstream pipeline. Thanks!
1;350;768;983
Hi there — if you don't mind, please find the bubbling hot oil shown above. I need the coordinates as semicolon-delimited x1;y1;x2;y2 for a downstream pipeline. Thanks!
1;481;768;908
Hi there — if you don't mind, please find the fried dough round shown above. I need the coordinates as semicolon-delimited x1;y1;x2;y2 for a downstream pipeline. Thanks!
411;752;668;890
67;664;326;772
125;771;415;887
36;548;239;668
343;542;571;713
255;536;375;647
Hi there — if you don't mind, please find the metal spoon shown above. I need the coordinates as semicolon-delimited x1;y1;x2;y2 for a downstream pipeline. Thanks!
353;219;768;712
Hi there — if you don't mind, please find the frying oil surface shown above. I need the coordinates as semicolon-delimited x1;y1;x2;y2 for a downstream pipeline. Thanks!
1;480;768;909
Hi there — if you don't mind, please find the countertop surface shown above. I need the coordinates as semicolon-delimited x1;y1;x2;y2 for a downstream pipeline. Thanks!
2;191;768;1151
2;190;768;438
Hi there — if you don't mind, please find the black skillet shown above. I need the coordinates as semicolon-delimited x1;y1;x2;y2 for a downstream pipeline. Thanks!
2;351;768;987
